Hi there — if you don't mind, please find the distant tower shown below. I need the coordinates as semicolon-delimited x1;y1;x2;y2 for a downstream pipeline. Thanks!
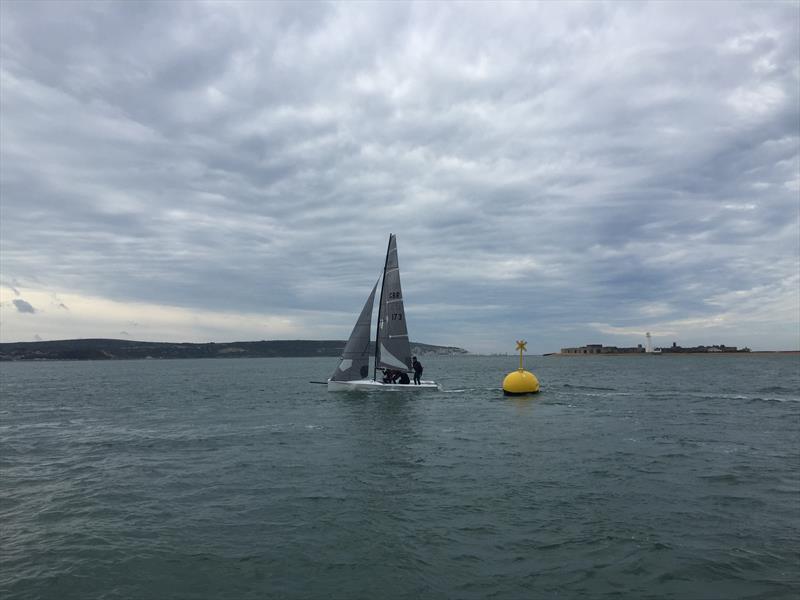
645;332;653;353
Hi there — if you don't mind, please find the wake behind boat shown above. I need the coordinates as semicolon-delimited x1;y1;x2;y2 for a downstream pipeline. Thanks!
327;234;439;392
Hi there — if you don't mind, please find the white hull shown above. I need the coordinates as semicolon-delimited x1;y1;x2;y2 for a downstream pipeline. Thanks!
327;378;440;392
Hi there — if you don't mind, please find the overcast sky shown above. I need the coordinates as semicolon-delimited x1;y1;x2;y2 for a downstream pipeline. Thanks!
1;1;798;353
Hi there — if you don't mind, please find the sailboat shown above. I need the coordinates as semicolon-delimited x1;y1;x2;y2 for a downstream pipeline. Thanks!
327;234;440;391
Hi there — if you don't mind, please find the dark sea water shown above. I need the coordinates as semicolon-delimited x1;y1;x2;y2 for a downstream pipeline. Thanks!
1;354;798;599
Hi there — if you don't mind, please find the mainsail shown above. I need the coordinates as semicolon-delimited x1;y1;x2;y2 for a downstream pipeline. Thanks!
330;279;379;381
375;234;413;373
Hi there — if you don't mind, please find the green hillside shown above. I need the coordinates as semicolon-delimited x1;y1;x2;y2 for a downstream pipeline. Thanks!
0;339;468;361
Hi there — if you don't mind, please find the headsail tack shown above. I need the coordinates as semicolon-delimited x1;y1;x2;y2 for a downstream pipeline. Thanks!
331;279;379;381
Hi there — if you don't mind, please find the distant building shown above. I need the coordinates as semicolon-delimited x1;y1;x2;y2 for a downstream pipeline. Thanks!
560;342;749;355
656;343;747;353
560;344;645;354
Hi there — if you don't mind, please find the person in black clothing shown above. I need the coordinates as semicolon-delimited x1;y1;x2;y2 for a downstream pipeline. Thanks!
412;356;423;385
398;371;410;384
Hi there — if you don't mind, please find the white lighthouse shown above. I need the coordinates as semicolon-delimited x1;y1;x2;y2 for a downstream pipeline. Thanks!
645;332;653;353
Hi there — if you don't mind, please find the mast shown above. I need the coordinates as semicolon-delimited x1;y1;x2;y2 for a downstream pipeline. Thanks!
373;233;393;381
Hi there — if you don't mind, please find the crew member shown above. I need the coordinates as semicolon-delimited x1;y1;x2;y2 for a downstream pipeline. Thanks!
412;356;423;385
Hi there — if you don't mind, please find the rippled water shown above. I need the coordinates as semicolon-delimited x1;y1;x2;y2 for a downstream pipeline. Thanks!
1;354;798;599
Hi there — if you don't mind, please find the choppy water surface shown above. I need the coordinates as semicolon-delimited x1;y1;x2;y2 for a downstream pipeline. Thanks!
1;354;798;599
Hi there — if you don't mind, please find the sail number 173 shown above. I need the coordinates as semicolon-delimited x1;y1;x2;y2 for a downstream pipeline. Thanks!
391;313;403;320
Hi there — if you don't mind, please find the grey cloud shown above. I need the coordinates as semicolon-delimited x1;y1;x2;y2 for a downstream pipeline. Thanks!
51;293;69;310
1;1;797;351
12;299;36;313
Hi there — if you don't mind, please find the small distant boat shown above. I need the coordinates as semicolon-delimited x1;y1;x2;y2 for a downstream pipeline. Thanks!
327;234;439;391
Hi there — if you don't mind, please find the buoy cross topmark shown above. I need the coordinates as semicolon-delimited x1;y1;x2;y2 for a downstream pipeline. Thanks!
515;340;527;369
503;339;540;395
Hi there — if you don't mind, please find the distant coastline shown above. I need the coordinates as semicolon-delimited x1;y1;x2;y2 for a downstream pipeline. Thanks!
0;339;469;361
550;350;798;356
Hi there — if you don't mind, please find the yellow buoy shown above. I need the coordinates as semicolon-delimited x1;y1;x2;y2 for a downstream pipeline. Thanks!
502;340;540;395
